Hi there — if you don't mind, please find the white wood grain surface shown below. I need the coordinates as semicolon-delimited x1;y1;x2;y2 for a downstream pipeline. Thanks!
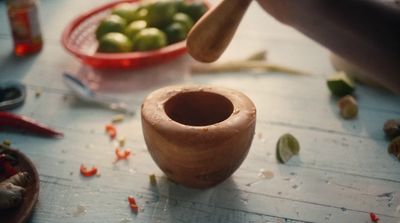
0;0;399;222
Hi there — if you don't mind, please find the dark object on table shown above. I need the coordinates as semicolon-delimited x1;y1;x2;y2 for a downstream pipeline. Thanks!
383;119;400;140
0;81;63;137
0;81;26;111
0;144;40;223
388;136;400;161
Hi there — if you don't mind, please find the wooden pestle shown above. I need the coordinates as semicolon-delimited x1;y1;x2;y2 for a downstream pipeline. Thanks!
187;0;252;63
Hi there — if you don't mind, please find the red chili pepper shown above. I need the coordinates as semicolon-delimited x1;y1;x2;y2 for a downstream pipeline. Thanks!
370;212;379;222
80;164;97;177
115;148;131;160
0;154;17;178
105;124;114;132
128;196;136;204
0;112;63;138
128;196;138;212
130;203;138;212
105;124;116;139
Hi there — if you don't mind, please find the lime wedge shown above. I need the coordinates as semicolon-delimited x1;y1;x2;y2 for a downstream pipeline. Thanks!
327;71;355;97
276;133;300;164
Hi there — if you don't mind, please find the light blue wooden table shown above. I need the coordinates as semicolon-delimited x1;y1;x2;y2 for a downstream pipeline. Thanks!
1;0;399;222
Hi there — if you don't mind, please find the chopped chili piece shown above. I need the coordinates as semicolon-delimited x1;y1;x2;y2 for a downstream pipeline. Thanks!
130;203;138;212
128;196;138;212
108;130;116;139
80;164;97;177
0;154;17;178
128;196;136;204
105;124;117;139
105;124;114;132
370;212;379;222
115;148;131;160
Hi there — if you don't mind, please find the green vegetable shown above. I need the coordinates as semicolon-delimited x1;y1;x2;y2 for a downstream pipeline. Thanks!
124;20;147;40
94;0;208;52
178;1;207;22
327;71;355;97
276;133;300;163
144;0;177;28
132;28;167;51
95;15;127;40
98;32;132;53
164;22;187;44
172;13;193;32
111;3;140;23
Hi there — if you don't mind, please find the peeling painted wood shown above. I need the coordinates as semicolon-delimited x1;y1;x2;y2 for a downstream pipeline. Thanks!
0;0;399;222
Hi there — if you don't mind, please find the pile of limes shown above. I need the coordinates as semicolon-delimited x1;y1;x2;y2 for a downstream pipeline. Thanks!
96;0;207;53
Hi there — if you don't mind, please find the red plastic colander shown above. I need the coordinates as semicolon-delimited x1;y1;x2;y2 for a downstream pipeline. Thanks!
61;0;190;69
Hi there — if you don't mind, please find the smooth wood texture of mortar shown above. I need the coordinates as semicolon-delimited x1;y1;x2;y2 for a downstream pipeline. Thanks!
0;0;399;222
141;85;256;188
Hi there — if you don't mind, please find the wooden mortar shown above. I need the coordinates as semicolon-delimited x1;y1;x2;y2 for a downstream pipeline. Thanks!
141;85;256;188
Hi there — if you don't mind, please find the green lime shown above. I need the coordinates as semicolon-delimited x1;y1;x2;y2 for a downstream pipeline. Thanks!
173;0;185;11
134;8;149;21
327;71;355;97
95;15;127;40
276;133;300;164
111;3;140;23
179;2;207;22
132;28;167;51
124;20;148;40
144;0;177;28
163;22;186;44
172;13;193;32
97;32;132;53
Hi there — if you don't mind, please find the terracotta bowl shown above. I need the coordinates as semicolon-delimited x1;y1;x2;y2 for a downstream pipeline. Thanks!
0;145;40;223
141;85;256;188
